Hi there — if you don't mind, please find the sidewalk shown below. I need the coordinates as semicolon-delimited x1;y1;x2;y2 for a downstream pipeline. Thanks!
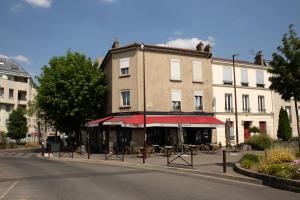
40;150;262;184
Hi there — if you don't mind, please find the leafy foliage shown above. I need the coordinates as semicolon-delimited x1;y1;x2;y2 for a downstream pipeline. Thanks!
268;24;300;149
7;108;28;141
249;126;260;134
36;51;108;135
240;154;262;169
259;163;300;180
277;107;292;141
245;134;273;150
265;146;295;164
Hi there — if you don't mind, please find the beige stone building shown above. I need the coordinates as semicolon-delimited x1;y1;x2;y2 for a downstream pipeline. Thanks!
0;57;37;141
86;41;223;151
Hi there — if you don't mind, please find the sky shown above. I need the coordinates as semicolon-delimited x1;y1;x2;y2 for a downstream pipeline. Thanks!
0;0;300;78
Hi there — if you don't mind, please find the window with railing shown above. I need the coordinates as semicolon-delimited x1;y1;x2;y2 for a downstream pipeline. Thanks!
225;93;233;112
258;95;265;112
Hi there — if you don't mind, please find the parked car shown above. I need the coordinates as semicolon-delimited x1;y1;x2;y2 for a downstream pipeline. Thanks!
46;136;62;152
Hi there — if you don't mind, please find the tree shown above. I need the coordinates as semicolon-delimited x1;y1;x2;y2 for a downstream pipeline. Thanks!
36;50;108;144
277;107;292;141
269;24;300;150
7;108;28;142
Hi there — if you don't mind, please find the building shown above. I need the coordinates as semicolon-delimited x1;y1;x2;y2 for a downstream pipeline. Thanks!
0;57;37;141
212;52;275;145
86;41;224;151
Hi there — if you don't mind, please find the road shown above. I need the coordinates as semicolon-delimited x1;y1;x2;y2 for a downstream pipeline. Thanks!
0;152;299;200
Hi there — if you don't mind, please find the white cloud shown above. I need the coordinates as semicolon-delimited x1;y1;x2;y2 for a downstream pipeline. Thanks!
10;4;23;12
158;36;215;49
24;0;52;8
0;54;30;64
98;0;117;3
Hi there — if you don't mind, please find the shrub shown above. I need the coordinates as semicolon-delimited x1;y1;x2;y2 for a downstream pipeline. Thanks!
240;154;262;169
249;126;260;134
246;134;273;150
265;146;295;164
277;107;292;141
259;163;300;179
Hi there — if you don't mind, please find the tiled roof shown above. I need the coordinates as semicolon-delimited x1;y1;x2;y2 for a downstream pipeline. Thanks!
0;57;30;76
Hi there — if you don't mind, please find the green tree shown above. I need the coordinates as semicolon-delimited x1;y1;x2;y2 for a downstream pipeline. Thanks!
277;107;292;141
7;108;28;142
269;25;300;150
36;50;108;143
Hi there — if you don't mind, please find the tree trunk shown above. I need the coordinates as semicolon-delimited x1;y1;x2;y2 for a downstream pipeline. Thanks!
294;98;300;152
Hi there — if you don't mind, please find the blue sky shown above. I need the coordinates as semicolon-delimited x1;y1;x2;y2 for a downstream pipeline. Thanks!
0;0;299;78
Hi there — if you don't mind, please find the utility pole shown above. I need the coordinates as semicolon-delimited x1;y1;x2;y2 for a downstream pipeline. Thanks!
232;54;240;144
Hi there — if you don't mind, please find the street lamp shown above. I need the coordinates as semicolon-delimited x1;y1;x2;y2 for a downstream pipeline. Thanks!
141;43;147;164
232;54;240;145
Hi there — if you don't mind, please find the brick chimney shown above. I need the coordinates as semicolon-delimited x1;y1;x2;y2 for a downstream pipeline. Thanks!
255;51;264;65
204;44;212;53
196;42;204;51
111;38;120;49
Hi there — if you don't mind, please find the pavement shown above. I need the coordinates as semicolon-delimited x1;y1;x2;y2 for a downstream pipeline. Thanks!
1;153;300;200
40;149;264;184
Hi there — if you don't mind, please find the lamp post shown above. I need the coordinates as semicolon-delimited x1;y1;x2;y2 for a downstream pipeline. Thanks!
232;54;240;145
141;43;147;164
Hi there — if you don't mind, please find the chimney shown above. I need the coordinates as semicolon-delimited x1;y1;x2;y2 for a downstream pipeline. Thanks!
255;51;264;65
111;38;120;49
204;44;212;53
196;42;204;51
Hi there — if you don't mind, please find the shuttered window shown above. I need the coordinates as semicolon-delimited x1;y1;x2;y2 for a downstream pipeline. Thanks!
171;90;181;111
170;59;181;81
120;58;129;76
223;66;232;84
256;70;264;87
194;91;203;111
241;69;248;85
192;61;202;82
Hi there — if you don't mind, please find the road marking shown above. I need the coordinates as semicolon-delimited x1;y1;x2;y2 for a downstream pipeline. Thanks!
24;153;34;158
16;153;25;157
0;152;9;156
0;181;18;199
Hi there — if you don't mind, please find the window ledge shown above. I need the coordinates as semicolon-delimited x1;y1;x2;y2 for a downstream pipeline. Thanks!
119;106;131;109
170;79;182;82
192;81;204;84
119;74;130;78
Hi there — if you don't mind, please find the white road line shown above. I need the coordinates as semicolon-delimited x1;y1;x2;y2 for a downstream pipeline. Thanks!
0;152;9;156
5;153;15;156
16;153;25;157
0;181;18;199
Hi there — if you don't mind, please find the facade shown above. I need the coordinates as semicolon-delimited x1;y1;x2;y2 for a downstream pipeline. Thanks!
86;41;224;151
0;57;37;140
212;53;274;145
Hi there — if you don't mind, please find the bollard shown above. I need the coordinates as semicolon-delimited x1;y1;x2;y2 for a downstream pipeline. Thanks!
41;144;44;156
191;149;194;168
167;148;170;166
223;150;226;173
88;144;90;159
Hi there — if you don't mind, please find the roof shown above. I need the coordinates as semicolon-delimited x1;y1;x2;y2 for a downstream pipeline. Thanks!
86;115;224;128
212;57;269;68
100;42;212;68
0;57;30;77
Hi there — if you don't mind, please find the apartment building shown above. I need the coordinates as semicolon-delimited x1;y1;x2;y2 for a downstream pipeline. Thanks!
86;41;223;150
0;57;37;137
212;52;275;145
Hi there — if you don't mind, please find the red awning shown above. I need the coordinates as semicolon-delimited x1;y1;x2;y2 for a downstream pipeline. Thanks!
87;115;224;128
85;116;113;127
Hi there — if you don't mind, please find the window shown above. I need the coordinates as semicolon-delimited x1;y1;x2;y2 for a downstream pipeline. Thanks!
194;91;203;111
18;91;27;101
0;88;3;98
242;95;250;112
285;106;292;122
170;59;181;81
256;70;264;87
9;89;13;99
6;104;13;112
120;58;129;76
240;69;248;86
225;93;233;112
171;90;181;111
120;90;130;107
258;96;265;112
192;61;202;82
223;66;232;85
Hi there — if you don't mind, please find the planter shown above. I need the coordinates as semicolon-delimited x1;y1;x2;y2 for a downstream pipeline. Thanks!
234;163;300;193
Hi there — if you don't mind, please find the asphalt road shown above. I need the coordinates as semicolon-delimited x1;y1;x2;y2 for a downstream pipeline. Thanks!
0;153;299;200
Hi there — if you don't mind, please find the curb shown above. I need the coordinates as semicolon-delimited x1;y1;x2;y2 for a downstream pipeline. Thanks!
234;163;300;193
0;147;40;152
36;154;261;185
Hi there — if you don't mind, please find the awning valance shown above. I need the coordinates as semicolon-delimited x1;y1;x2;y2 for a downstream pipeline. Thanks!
86;115;224;128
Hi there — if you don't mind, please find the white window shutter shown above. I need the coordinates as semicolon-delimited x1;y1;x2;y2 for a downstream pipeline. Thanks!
223;67;232;81
193;61;202;82
171;90;181;101
120;58;129;69
241;69;248;83
256;70;264;84
170;59;181;80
